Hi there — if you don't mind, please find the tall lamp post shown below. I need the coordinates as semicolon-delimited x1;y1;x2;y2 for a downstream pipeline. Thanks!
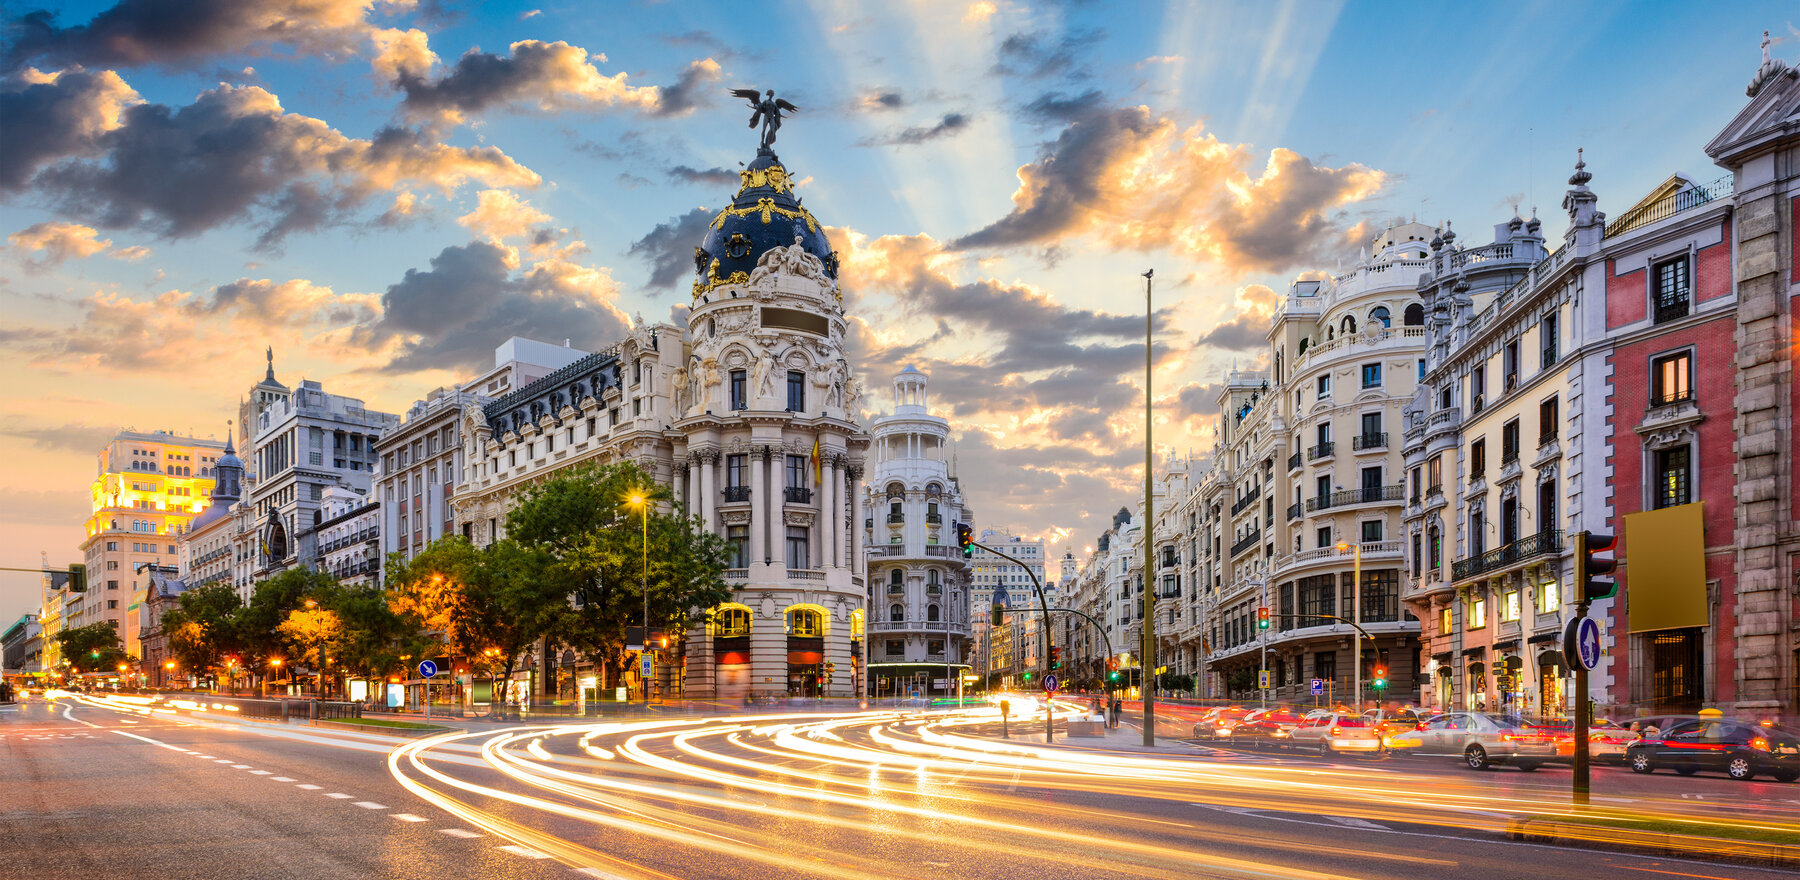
1141;267;1156;747
1335;541;1363;710
628;492;650;704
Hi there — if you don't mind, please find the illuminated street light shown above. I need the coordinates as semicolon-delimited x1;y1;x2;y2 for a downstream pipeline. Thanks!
627;491;650;703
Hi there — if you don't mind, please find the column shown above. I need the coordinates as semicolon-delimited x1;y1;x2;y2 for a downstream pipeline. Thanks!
749;450;766;568
821;458;836;569
699;453;716;534
766;448;782;566
848;465;863;580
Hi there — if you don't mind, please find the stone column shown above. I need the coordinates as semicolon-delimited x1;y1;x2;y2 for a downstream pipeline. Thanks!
749;449;765;567
821;457;837;569
847;464;864;580
699;452;716;533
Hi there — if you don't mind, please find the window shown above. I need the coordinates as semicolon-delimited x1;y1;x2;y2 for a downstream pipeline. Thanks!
107;580;119;590
1341;315;1357;335
1361;520;1383;542
1469;507;1485;556
106;541;117;551
1501;419;1520;465
1361;363;1382;388
1428;525;1441;569
786;607;822;637
785;455;807;490
889;603;904;622
726;526;748;568
927;604;940;622
1500;588;1520;622
928;639;945;656
1417;358;1426;382
1439;606;1453;636
1504;339;1520;391
1539;396;1559;444
1411;532;1422;577
785;526;810;569
885;639;904;658
107;600;118;610
1470;438;1486;478
1470;366;1486;412
786;370;805;412
1536;580;1559;615
1427;455;1442;493
1654;445;1692;509
1541;313;1559;367
717;606;751;637
1317;375;1331;399
726;454;746;488
1370;306;1391;328
729;369;748;410
1466;592;1487;630
1651;351;1693;406
1409;467;1422;502
1316;526;1332;549
1654;256;1691;323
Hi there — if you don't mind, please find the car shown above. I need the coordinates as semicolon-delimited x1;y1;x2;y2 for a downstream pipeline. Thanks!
1364;708;1426;748
1289;711;1382;755
1586;719;1636;763
1386;712;1559;770
1621;714;1708;741
1192;705;1253;739
1626;719;1800;782
1228;708;1308;749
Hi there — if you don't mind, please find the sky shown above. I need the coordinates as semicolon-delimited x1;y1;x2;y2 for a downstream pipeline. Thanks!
1;0;1792;624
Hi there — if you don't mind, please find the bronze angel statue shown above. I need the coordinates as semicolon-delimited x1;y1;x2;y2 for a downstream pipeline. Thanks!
732;88;798;149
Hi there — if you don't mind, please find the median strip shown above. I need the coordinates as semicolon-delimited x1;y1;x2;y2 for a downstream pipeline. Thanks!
1509;814;1800;867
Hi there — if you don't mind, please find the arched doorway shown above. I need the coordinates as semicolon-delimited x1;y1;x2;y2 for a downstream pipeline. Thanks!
712;603;753;701
1498;654;1524;712
1465;661;1486;711
785;605;828;698
1436;666;1453;712
1537;650;1567;716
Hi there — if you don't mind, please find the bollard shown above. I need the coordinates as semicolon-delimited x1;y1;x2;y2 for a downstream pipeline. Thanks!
309;700;318;723
281;700;290;724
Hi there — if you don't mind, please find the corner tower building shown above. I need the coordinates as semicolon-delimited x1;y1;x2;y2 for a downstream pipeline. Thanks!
455;139;870;701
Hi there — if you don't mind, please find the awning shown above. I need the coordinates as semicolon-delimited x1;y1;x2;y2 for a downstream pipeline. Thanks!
1461;645;1487;657
1527;633;1559;644
1493;639;1519;652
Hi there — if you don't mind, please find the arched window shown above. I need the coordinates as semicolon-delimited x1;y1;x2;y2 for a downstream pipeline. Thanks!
786;607;824;637
886;482;905;499
889;569;903;585
850;609;864;638
1370;306;1391;328
1404;303;1425;326
889;604;904;622
1298;338;1309;354
1327;327;1335;340
925;482;942;496
927;604;940;622
1341;315;1357;335
927;569;940;585
715;605;752;637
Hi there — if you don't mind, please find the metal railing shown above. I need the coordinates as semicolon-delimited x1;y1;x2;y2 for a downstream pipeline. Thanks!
1650;388;1695;409
1605;174;1733;238
1231;486;1261;515
1654;299;1691;324
783;487;813;503
722;486;752;502
1305;484;1403;512
1352;432;1387;450
1230;530;1262;558
1452;529;1563;581
1287;452;1302;471
1286;501;1302;521
1308;441;1335;461
924;513;942;525
887;513;905;524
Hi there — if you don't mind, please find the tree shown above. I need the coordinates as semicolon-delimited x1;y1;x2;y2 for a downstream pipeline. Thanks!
160;583;243;679
504;462;732;689
56;622;130;673
277;607;342;696
240;568;337;667
318;581;421;697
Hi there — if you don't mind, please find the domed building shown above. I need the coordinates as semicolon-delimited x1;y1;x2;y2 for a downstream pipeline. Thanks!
453;137;871;702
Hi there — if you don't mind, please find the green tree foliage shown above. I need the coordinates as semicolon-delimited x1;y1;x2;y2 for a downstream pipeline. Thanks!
239;567;336;664
503;462;732;684
55;622;130;673
317;581;420;690
389;537;566;701
160;583;244;675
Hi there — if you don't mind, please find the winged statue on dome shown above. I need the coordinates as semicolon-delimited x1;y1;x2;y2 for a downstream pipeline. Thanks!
732;88;798;149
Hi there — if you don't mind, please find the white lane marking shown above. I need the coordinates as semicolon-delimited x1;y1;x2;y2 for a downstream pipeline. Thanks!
249;770;271;775
271;776;295;782
439;828;481;839
61;706;101;728
391;814;427;822
111;730;193;752
497;845;552;859
296;784;322;790
231;764;252;769
574;868;634;879
1327;816;1387;830
214;759;233;764
195;755;215;759
351;801;387;810
325;793;354;799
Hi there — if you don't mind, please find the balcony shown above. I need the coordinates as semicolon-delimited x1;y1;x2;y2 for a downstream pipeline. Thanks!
1451;529;1563;581
868;544;905;558
1606;174;1732;238
1304;484;1403;512
924;545;954;558
1231;487;1261;515
1286;502;1302;521
1538;430;1558;447
1229;530;1262;558
1654;299;1691;324
722;486;751;503
1308;441;1335;461
1650;388;1695;409
783;487;813;503
887;513;905;524
1352;432;1388;451
925;512;942;525
1287;451;1302;471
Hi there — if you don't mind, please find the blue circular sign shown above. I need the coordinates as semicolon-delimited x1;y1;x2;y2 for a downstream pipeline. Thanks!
1043;673;1060;693
418;659;439;679
1574;618;1602;670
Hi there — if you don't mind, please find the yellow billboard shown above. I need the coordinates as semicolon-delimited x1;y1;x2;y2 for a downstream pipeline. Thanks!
1623;502;1708;633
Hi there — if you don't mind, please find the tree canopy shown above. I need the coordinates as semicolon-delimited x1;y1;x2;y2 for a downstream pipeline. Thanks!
55;622;130;673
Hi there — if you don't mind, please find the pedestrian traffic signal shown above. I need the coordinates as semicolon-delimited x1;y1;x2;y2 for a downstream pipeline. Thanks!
955;522;974;558
1576;530;1617;602
1257;606;1270;629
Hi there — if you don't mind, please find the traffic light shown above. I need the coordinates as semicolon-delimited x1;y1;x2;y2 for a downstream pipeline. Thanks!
956;522;974;558
1022;671;1031;682
67;563;87;592
1576;530;1617;602
1372;666;1387;690
1108;670;1121;682
1049;646;1062;669
1256;606;1270;629
1106;657;1119;671
991;602;1005;627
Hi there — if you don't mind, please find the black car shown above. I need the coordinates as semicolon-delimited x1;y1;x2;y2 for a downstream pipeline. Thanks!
1626;719;1800;782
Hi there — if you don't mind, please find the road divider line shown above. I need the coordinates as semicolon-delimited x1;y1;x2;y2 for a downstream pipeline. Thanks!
249;770;271;775
391;814;427;822
351;801;388;810
110;730;194;752
271;776;295;782
497;845;552;859
439;828;481;838
296;784;322;790
325;793;353;799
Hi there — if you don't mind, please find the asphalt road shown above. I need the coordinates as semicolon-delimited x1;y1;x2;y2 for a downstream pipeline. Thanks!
4;694;1795;880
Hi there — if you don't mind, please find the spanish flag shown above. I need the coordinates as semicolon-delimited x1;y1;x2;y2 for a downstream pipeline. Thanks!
811;435;822;485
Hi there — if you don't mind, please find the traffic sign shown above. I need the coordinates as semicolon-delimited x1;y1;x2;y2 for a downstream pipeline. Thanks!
1310;678;1324;696
641;654;653;677
1565;616;1603;670
417;659;438;679
1042;673;1060;693
1258;670;1271;690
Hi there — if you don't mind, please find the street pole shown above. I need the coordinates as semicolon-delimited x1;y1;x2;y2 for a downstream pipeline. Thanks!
630;493;650;705
1572;531;1591;807
1255;577;1268;711
1141;267;1156;748
972;540;1054;741
1337;541;1363;711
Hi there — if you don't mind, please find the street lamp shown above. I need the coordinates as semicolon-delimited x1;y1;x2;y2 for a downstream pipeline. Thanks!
267;658;282;697
627;491;650;704
1336;540;1363;710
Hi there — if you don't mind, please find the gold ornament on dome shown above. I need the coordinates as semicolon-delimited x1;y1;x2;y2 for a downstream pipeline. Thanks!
709;197;819;232
692;257;749;299
737;165;793;194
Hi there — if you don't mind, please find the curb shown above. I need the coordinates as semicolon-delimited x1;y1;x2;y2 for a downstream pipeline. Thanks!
310;718;453;738
1506;817;1800;867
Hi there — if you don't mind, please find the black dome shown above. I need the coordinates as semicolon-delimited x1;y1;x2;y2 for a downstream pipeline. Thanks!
692;148;837;298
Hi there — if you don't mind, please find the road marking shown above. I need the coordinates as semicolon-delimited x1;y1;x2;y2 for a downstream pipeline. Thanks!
391;814;427;822
271;776;295;782
325;793;353;799
296;784;322;790
440;829;481;839
231;764;252;769
111;730;194;752
249;770;271;775
497;845;552;859
61;706;101;728
351;801;388;810
574;868;634;879
195;755;214;759
1327;816;1387;830
214;759;233;764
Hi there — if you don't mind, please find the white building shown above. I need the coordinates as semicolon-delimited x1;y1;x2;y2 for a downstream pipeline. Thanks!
970;530;1048;687
862;366;973;698
316;486;379;587
452;140;871;701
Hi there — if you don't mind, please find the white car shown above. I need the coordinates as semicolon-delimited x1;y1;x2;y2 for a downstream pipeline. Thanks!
1288;711;1382;755
1387;712;1559;770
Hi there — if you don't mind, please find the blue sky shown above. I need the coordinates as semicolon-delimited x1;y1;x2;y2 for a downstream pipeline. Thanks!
1;0;1791;623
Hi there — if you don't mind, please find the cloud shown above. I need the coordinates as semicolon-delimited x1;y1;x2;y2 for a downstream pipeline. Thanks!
391;39;715;124
963;2;998;24
994;28;1100;81
666;165;737;187
456;188;550;241
1020;88;1103;124
1;0;395;71
948;105;1385;275
111;244;151;260
856;89;906;112
628;207;712;289
370;27;437;82
0;487;91;524
354;240;630;373
1195;283;1278;351
8;220;110;266
3;73;540;245
0;420;119;452
859;112;971;147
